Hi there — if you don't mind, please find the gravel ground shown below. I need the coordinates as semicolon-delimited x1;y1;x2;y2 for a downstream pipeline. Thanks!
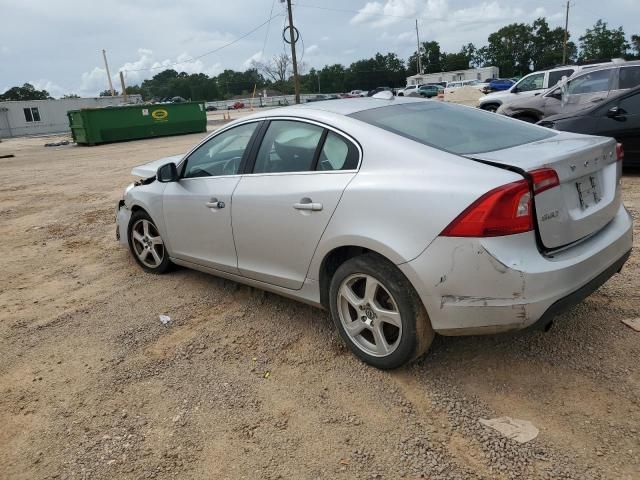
0;132;638;480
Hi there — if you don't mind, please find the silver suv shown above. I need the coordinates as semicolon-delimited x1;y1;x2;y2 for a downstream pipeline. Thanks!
497;61;640;122
478;60;626;112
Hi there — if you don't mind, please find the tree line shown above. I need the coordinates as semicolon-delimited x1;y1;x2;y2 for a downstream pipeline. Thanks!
2;18;639;102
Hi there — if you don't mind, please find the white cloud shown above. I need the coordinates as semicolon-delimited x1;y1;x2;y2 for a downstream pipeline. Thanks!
30;79;66;98
306;44;320;55
77;48;222;96
79;67;110;96
243;51;263;69
351;0;419;28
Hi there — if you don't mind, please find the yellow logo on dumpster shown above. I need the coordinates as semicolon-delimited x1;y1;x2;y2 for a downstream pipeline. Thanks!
152;109;168;120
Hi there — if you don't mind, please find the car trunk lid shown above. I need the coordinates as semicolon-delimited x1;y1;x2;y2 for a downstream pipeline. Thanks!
467;133;622;249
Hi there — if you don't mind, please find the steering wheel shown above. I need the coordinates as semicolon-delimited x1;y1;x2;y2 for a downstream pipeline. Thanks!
222;156;242;175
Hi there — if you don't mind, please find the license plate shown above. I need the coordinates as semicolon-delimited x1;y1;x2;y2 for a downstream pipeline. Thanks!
576;175;601;209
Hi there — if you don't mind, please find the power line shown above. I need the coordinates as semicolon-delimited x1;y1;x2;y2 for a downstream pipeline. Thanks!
124;13;283;73
261;0;277;57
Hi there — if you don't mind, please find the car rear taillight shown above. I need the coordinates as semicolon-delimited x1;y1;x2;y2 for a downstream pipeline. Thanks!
530;168;559;194
441;168;559;238
441;180;533;237
616;143;624;162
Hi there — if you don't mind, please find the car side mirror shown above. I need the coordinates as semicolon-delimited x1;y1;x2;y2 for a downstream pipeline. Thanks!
549;91;562;100
157;162;178;182
511;86;519;93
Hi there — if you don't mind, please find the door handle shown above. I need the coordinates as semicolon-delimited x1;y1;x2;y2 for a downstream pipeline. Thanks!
205;198;225;209
293;201;323;211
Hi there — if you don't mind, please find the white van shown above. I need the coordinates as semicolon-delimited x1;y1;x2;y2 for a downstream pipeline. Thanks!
478;60;626;112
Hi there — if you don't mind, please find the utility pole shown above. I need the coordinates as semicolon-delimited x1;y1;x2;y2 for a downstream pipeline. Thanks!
119;71;128;102
415;19;422;75
102;49;116;96
285;0;300;104
562;1;570;64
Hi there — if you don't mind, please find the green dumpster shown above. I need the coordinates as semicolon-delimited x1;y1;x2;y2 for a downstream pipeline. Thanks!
67;102;207;145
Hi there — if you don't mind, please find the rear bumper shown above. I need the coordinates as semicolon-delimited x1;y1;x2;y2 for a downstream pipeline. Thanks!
400;204;633;335
528;248;630;331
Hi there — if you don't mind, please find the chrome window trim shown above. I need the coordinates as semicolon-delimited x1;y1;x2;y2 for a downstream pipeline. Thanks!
177;115;363;179
246;116;363;175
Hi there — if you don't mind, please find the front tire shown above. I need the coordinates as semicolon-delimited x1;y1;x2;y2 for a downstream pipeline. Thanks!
329;253;434;369
127;210;172;274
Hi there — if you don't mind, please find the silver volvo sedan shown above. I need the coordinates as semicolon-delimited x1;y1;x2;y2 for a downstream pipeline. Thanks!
116;95;633;369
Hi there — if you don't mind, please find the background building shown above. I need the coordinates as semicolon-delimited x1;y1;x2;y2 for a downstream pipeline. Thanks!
0;95;142;138
406;66;500;86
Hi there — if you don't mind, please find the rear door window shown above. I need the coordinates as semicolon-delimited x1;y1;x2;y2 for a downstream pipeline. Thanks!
548;69;574;87
566;69;612;95
350;102;554;155
316;132;359;171
253;120;324;173
618;66;640;89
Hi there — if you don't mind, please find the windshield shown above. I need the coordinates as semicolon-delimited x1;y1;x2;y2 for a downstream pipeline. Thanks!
349;102;554;155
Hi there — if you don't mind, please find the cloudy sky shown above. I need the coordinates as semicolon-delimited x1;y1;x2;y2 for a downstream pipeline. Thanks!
0;0;636;97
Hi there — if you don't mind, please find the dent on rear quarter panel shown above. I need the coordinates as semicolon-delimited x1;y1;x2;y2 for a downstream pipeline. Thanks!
401;236;530;331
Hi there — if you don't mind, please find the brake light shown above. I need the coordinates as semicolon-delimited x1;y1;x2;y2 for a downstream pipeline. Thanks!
616;143;624;162
530;168;559;194
441;180;533;237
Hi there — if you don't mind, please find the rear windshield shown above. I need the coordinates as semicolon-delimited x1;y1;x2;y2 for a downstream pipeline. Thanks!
349;101;555;155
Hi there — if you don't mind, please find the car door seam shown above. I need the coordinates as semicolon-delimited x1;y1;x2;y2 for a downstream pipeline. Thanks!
301;172;359;285
229;175;244;270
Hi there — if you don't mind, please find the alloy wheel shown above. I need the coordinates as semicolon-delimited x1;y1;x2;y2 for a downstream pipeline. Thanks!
131;219;164;268
336;273;403;357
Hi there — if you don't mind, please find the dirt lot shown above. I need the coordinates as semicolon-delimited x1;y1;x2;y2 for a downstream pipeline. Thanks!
0;131;639;480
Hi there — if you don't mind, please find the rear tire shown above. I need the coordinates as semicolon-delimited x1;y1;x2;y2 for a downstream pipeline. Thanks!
329;253;434;369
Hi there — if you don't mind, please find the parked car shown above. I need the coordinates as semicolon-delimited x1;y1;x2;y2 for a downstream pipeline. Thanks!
227;102;245;110
366;87;392;97
478;60;626;112
398;85;420;96
497;61;640;123
349;90;367;97
484;78;515;93
205;104;218;112
408;84;443;98
538;85;640;167
116;97;632;369
306;94;340;103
